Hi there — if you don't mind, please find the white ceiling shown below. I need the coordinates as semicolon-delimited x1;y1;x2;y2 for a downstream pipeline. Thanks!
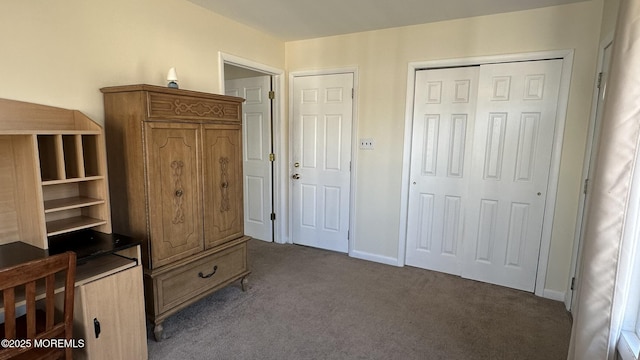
187;0;587;41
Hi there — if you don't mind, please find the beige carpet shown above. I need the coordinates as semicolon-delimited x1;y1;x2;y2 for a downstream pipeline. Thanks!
147;239;571;359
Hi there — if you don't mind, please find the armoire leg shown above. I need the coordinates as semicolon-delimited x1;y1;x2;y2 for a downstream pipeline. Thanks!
153;322;164;342
241;276;249;292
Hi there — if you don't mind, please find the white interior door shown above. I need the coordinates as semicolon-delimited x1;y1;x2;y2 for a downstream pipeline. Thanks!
292;73;353;253
405;67;479;275
225;75;273;242
462;59;563;292
570;42;613;311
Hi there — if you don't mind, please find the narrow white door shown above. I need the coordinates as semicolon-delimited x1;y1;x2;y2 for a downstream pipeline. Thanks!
292;73;353;253
405;67;479;275
570;42;613;311
225;75;273;242
462;59;563;291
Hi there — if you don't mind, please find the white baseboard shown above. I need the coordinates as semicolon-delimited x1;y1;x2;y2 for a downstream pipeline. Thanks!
542;289;566;302
349;250;399;267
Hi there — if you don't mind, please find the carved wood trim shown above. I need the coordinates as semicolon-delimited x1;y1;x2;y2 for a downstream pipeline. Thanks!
171;160;185;224
219;157;230;212
147;93;240;122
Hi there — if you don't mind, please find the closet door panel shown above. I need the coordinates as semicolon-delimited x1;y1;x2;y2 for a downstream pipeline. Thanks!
405;66;479;275
462;59;563;291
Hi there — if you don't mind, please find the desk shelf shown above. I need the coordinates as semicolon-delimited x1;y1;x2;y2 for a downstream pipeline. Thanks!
44;196;105;213
46;216;108;237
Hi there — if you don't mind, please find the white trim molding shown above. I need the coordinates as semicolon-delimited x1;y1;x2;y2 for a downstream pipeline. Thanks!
218;52;287;244
398;50;574;298
543;289;566;302
619;331;640;360
350;250;399;267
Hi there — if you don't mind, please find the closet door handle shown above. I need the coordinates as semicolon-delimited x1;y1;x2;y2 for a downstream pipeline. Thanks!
198;265;218;279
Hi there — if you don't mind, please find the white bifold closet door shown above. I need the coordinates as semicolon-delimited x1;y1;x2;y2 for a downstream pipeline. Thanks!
405;67;480;275
406;59;563;292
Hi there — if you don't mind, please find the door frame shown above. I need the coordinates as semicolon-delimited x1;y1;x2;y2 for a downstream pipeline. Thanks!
218;52;286;244
567;33;614;310
288;68;359;254
398;50;574;298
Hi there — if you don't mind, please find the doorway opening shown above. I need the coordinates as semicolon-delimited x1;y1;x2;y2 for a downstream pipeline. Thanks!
219;53;285;244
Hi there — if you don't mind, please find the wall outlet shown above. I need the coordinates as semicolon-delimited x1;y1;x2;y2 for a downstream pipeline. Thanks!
359;138;375;150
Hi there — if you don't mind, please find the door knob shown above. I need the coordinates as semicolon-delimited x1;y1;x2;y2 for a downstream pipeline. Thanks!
292;174;300;180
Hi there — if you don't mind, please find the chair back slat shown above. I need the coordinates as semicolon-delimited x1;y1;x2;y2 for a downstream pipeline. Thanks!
3;288;15;339
0;251;76;360
45;273;55;330
25;281;36;339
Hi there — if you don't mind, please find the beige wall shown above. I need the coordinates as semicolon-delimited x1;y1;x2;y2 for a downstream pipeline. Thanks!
286;0;603;294
601;0;620;40
0;0;284;124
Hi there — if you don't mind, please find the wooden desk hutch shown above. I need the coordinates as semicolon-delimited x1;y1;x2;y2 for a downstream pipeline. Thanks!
0;98;147;359
101;85;250;341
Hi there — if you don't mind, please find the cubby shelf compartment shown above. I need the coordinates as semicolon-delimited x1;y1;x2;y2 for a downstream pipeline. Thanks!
41;176;105;186
38;133;102;182
46;216;108;237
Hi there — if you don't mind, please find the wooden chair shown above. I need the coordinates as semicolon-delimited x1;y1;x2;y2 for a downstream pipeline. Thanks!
0;251;76;360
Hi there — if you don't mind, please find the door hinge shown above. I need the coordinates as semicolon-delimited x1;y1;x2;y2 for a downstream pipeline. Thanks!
269;91;275;100
571;277;576;291
351;88;354;99
269;153;275;162
597;72;603;89
270;213;276;221
583;178;589;195
347;230;350;240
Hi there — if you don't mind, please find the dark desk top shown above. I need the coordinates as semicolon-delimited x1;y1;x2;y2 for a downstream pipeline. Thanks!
0;242;47;269
48;230;141;264
0;230;141;269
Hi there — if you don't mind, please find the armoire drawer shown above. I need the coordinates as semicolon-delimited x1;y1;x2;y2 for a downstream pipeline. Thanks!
154;242;247;314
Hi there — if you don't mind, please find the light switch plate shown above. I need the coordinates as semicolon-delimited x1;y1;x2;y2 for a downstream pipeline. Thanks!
359;138;375;150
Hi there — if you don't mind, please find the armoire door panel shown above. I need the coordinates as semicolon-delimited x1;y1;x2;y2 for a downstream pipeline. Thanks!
145;122;203;268
203;124;243;249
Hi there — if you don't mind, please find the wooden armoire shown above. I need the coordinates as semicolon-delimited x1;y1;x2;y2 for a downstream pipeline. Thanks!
101;84;250;341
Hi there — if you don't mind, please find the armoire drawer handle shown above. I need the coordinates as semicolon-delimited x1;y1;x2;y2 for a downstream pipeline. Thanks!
175;189;183;197
221;182;229;189
198;265;218;279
